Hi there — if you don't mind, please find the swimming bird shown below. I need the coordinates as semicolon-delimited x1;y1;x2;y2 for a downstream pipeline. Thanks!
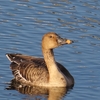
6;32;74;87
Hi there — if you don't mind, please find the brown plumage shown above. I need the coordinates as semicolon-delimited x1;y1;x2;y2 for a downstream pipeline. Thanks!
6;32;74;87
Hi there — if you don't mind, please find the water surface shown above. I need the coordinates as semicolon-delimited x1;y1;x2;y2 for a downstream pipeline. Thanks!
0;0;100;100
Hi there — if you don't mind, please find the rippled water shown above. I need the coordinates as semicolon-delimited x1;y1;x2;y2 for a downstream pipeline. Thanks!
0;0;100;100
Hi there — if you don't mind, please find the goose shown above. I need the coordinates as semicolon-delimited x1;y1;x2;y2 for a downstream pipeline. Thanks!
6;32;74;87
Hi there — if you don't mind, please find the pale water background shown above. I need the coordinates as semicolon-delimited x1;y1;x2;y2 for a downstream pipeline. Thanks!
0;0;100;100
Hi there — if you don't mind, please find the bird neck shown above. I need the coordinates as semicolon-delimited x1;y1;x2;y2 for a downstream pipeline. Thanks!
42;48;57;72
42;47;67;87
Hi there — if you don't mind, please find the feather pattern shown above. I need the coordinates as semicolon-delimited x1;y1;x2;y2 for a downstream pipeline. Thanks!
6;53;74;86
6;54;49;86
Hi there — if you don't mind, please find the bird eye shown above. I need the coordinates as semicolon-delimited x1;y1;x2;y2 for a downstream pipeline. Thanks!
49;36;52;38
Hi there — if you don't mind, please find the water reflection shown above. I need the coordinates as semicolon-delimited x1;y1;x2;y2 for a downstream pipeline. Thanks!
6;79;73;100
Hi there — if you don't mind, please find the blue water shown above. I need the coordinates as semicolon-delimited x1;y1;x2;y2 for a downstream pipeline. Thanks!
0;0;100;100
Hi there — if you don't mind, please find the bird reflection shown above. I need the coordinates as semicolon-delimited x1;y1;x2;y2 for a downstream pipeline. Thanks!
6;79;74;100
